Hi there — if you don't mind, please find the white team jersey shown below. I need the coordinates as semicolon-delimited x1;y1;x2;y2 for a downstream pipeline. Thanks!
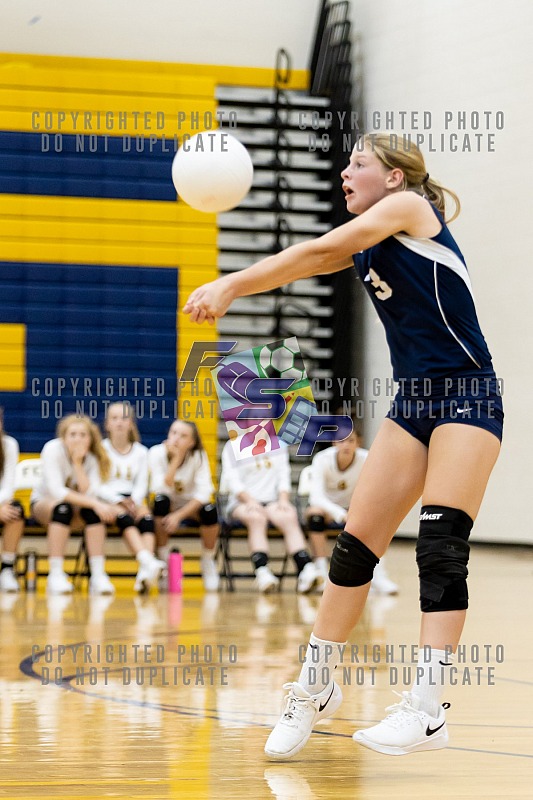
309;446;368;523
148;443;214;509
221;438;292;515
98;439;149;506
31;437;101;504
0;435;19;504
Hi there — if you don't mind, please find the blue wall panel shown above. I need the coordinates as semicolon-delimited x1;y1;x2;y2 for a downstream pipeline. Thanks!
0;261;178;452
0;131;177;201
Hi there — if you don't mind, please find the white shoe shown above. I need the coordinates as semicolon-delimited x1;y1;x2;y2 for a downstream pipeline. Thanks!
313;558;328;594
371;561;399;595
201;555;220;592
254;565;280;594
297;562;324;595
47;570;74;595
0;567;19;593
89;573;115;595
265;681;343;760
353;691;450;756
134;557;167;593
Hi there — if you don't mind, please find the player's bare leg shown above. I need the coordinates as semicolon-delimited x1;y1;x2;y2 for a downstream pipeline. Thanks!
266;502;323;593
354;423;501;756
233;503;278;592
265;420;428;759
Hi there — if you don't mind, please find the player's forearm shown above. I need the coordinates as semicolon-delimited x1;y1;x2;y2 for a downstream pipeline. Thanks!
225;240;332;299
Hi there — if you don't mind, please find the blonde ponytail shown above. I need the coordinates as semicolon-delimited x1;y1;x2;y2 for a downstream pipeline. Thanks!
363;132;461;222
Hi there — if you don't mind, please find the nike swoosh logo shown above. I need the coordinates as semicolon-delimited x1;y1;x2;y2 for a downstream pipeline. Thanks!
310;644;319;650
426;720;446;736
319;685;335;713
439;660;452;666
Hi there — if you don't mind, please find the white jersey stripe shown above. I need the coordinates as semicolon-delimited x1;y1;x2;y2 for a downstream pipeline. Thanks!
433;263;481;368
393;234;474;297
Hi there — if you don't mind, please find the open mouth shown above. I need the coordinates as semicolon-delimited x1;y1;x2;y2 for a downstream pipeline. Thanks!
343;185;354;197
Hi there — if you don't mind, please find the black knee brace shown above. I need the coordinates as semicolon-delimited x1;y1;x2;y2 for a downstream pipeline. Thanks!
80;507;101;525
329;531;380;587
199;503;218;526
10;499;24;518
137;515;154;534
152;494;170;517
51;502;73;525
116;513;135;532
416;505;473;612
308;513;326;532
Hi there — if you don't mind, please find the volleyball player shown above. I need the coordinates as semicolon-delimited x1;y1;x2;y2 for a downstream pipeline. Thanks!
32;415;117;595
99;403;166;593
183;132;503;757
0;411;24;593
148;419;220;591
221;435;323;594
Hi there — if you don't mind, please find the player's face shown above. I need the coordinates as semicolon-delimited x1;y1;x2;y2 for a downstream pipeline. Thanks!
167;421;195;450
63;422;91;453
334;432;358;458
341;146;391;214
106;404;131;437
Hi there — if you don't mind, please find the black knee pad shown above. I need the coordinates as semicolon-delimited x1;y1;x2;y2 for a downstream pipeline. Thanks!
138;515;155;534
80;507;101;525
329;531;380;587
416;505;473;612
308;514;326;532
116;513;135;532
10;499;25;518
152;494;170;517
51;502;73;525
199;503;218;526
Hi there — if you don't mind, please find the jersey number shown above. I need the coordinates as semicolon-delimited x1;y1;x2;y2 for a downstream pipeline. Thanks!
365;268;392;301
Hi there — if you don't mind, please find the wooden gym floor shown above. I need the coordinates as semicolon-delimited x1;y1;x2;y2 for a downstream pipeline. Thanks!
0;539;532;800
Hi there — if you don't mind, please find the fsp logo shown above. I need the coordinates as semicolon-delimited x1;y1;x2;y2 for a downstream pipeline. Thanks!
364;268;392;301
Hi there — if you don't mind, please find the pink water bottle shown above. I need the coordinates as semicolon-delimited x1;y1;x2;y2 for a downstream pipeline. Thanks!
168;549;183;594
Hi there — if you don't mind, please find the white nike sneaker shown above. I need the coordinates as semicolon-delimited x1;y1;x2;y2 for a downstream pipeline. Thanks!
353;691;450;756
265;681;343;760
0;567;19;593
254;565;280;594
89;573;116;595
46;570;74;595
297;562;324;595
134;557;167;593
200;555;220;592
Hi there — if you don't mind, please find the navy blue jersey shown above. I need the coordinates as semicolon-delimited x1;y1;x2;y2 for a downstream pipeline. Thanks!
353;203;494;380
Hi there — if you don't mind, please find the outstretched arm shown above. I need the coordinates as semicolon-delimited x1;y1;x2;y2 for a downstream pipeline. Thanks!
183;192;421;324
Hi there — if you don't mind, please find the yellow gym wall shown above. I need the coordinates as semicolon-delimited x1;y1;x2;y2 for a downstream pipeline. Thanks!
0;52;308;472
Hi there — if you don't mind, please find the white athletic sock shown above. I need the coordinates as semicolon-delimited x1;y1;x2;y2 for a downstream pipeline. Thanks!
411;646;455;717
298;632;347;694
201;546;216;559
48;556;64;574
89;555;105;577
136;549;153;566
157;545;170;563
1;551;16;565
314;557;328;571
